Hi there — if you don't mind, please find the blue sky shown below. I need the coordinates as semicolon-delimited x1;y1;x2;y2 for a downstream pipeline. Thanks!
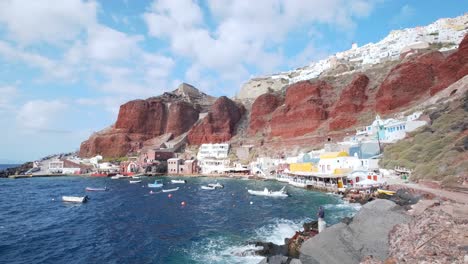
0;0;466;163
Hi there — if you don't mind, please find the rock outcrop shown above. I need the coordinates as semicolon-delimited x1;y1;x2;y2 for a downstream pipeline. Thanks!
300;199;411;264
187;96;245;145
237;77;289;100
248;93;282;135
79;84;209;158
269;81;333;138
329;74;369;130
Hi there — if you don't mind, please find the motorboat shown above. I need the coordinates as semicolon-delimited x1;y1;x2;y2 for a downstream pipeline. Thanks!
248;187;288;197
148;180;163;188
111;174;125;179
201;185;216;190
132;176;141;179
85;187;108;192
62;196;88;203
171;179;186;184
162;187;179;192
207;183;224;189
129;180;141;184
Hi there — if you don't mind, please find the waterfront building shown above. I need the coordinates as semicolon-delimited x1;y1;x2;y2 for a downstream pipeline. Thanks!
198;159;230;174
197;143;229;160
146;149;175;162
167;158;182;174
317;151;360;175
48;159;64;173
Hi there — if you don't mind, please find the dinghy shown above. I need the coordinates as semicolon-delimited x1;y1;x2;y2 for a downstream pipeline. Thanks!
132;176;141;179
62;196;88;203
111;174;125;179
148;180;163;188
85;187;108;192
162;187;179;192
248;187;288;197
201;185;216;190
208;183;224;189
171;179;186;184
129;180;141;184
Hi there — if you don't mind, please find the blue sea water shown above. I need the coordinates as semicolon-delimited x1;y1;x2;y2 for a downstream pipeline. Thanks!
0;176;360;264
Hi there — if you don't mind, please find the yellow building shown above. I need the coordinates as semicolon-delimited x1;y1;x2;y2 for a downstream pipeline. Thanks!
319;151;348;159
289;162;318;173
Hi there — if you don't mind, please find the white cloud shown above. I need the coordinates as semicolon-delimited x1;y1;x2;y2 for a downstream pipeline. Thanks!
144;0;379;93
0;0;98;45
16;100;68;130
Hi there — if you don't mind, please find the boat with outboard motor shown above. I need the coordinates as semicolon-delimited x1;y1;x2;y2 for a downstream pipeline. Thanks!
201;185;216;190
129;180;141;184
171;179;186;184
207;183;224;189
248;186;288;197
162;187;179;192
148;180;163;188
85;187;108;192
62;195;88;203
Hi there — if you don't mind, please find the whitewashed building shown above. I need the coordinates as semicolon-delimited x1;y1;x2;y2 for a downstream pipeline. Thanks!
197;143;229;160
198;159;230;174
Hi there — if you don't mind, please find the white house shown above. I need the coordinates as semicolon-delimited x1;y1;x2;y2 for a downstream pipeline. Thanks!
317;152;361;175
197;143;229;160
198;159;230;174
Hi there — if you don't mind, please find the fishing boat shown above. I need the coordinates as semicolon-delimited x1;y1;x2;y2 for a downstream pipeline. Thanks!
171;179;186;184
111;174;125;179
248;187;288;197
148;180;163;188
162;187;179;192
62;196;88;203
207;183;224;189
201;185;216;190
85;187;108;191
377;189;396;195
129;180;141;184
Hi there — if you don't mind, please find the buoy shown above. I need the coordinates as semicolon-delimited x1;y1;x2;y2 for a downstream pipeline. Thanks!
168;194;172;198
250;201;253;205
150;190;154;194
181;201;186;206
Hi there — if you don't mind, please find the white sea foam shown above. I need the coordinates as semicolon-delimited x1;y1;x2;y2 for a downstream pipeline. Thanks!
254;218;309;245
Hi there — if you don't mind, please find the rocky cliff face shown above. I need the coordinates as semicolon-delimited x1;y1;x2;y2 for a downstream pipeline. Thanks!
187;96;245;144
79;84;210;158
376;34;468;113
248;93;283;136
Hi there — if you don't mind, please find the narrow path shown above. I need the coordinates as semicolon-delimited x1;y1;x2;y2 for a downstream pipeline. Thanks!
394;182;468;204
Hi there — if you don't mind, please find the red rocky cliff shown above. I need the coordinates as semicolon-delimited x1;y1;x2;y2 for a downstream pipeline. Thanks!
80;98;200;158
248;93;282;135
329;74;369;130
269;81;333;138
188;96;244;144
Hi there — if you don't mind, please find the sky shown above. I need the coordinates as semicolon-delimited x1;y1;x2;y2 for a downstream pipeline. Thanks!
0;0;466;163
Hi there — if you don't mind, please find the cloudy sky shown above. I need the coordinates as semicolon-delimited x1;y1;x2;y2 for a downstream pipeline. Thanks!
0;0;466;162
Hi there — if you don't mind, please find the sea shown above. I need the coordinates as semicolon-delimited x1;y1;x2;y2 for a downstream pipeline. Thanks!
0;176;360;264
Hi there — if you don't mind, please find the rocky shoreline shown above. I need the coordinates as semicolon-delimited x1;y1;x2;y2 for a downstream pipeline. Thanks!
254;188;468;264
0;163;33;178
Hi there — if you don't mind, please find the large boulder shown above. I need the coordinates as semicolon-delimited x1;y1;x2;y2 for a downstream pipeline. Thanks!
300;199;411;264
248;93;282;135
187;96;245;144
329;74;369;130
270;81;333;138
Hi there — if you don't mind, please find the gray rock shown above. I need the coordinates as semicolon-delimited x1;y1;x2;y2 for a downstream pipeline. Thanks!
300;199;411;264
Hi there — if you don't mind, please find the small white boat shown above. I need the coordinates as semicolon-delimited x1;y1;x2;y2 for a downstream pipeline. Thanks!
62;196;88;203
162;187;179;192
129;180;141;184
248;187;288;197
171;179;186;184
132;176;141;179
148;180;163;188
201;185;216;190
85;187;108;192
208;183;224;189
111;174;124;179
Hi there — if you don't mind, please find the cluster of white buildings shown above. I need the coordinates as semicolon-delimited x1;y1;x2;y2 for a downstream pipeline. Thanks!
269;14;468;85
197;143;231;174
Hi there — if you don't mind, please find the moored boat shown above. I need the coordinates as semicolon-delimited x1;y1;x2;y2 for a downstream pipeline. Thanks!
377;189;396;195
90;173;108;177
132;176;141;179
162;187;179;192
207;183;224;189
201;185;216;190
129;180;141;184
111;174;125;179
171;179;186;184
248;187;288;197
85;187;108;191
148;180;163;188
62;196;88;203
